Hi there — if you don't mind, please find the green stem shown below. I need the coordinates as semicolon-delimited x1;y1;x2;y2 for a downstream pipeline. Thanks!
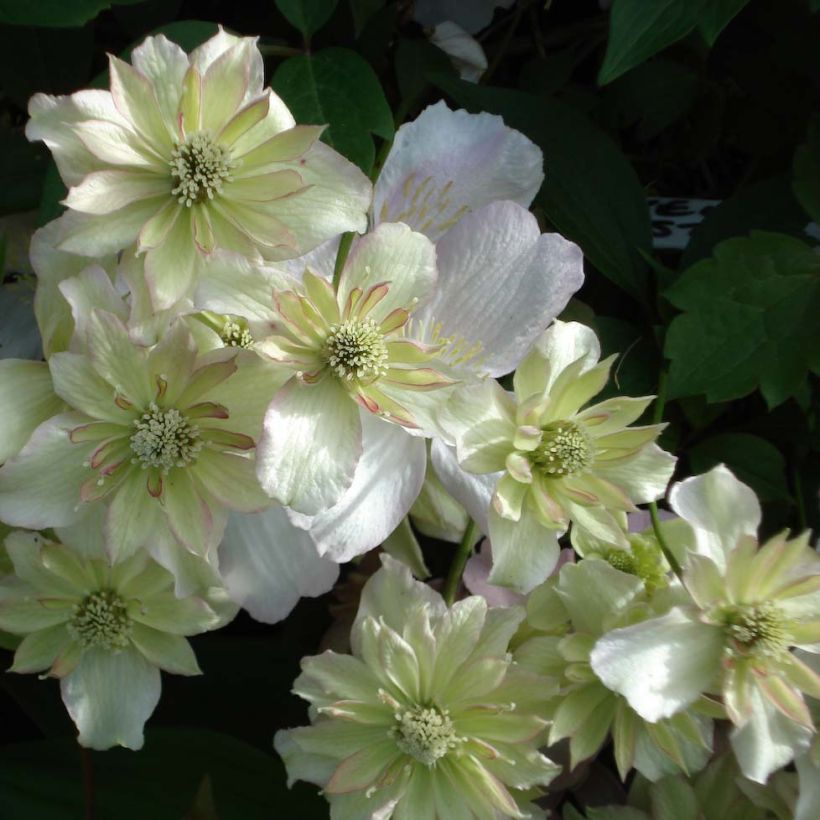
332;232;354;289
443;520;478;606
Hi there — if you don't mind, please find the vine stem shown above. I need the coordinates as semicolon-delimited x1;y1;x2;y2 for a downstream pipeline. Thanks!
647;367;683;579
443;520;478;606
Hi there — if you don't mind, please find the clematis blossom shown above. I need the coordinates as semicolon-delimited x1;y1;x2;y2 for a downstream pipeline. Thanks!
27;28;371;309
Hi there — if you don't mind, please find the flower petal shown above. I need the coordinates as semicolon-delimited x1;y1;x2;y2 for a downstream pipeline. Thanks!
129;623;201;675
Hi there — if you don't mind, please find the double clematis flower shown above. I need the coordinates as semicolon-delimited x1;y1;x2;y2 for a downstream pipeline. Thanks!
276;555;560;819
435;320;675;593
0;525;233;749
27;28;371;308
591;465;820;783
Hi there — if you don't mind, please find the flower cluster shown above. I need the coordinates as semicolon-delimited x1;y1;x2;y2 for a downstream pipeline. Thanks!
0;25;816;820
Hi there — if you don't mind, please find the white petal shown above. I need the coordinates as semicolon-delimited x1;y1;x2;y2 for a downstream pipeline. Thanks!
65;170;169;215
796;751;820;820
218;505;339;624
350;554;445;657
131;35;190;129
256;378;362;515
596;443;676;505
339;223;437;324
669;464;761;572
420;201;584;377
191;30;263;100
0;360;62;463
730;685;813;783
414;0;515;33
374;100;542;240
430;22;487;83
487;504;560;593
430;438;499;535
58;265;128;345
287;414;426;563
60;647;161;750
0;413;88;528
590;608;725;722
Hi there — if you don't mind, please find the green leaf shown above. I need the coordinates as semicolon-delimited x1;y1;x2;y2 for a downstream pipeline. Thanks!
0;0;143;27
349;0;387;36
697;0;751;45
431;76;651;300
394;38;456;106
272;47;393;173
793;114;820;224
688;434;792;503
37;159;67;226
275;0;338;38
648;776;699;820
665;232;820;407
0;729;326;819
598;0;697;85
0;130;48;218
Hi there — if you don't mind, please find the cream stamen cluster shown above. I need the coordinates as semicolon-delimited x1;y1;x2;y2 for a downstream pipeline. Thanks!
391;705;462;767
220;319;253;349
130;403;202;472
170;132;237;206
531;420;593;477
721;602;788;660
68;590;132;650
324;319;389;382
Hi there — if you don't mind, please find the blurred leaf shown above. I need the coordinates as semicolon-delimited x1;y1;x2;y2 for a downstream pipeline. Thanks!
349;0;386;34
37;160;67;227
432;77;652;301
275;0;338;38
273;47;393;172
697;0;751;45
0;131;48;217
595;317;656;399
124;19;220;56
518;51;581;97
689;434;791;503
598;0;696;85
395;38;455;106
665;232;820;407
793;113;820;224
681;176;807;269
0;0;143;27
0;729;326;819
185;776;220;820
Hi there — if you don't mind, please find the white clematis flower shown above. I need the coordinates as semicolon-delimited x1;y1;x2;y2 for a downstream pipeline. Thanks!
0;526;233;750
590;465;820;783
27;28;371;309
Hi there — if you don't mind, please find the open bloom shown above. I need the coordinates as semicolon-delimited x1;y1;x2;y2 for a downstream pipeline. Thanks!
436;320;675;593
27;29;371;308
0;527;233;749
275;555;559;819
0;309;279;560
590;465;820;783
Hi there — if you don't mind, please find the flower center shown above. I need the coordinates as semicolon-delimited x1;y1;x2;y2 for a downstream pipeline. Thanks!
69;590;132;650
531;420;593;477
130;403;201;473
170;132;236;206
721;602;788;659
392;705;462;767
220;319;253;349
324;319;389;382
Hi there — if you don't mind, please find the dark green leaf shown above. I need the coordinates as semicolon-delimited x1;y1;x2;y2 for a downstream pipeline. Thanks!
37;160;67;227
793;114;820;224
681;176;807;269
395;38;455;106
697;0;751;45
431;76;652;300
123;20;220;58
689;434;792;502
349;0;386;35
272;47;393;173
665;232;820;407
598;0;697;85
0;0;143;28
275;0;338;38
0;130;48;217
0;729;326;819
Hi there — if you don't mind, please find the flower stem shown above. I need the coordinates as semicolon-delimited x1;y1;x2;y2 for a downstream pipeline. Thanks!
443;519;478;606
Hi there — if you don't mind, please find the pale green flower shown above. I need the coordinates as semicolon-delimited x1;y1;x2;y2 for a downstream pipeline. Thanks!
27;29;371;309
437;320;676;593
275;555;559;819
517;558;714;781
591;465;820;783
0;526;233;749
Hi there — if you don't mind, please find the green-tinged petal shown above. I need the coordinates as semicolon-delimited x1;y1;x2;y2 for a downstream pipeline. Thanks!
128;589;220;635
547;356;615;421
218;93;271;147
487;504;561;594
0;595;73;633
49;353;130;424
493;473;528;521
393;765;435;820
275;728;338;788
590;608;725;722
429;597;487;694
442;656;509;705
200;40;254;133
72;119;160;169
4;531;87;595
378;624;421;703
193;450;269;512
60;646;161;750
256;378;362;515
483;744;560;792
0;413;89;529
143;208;197;310
440;755;523;819
103;470;166;563
564;500;629;548
324;739;403;794
162;467;218;554
0;360;63;463
236;123;323;165
595;443;676;505
577;396;654;437
65;169;170;215
10;624;72;673
288;721;390;760
438;374;515;450
224;169;303;204
108;55;172;151
297;651;383;705
684;554;725;609
129;623;201;675
130;34;188;130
